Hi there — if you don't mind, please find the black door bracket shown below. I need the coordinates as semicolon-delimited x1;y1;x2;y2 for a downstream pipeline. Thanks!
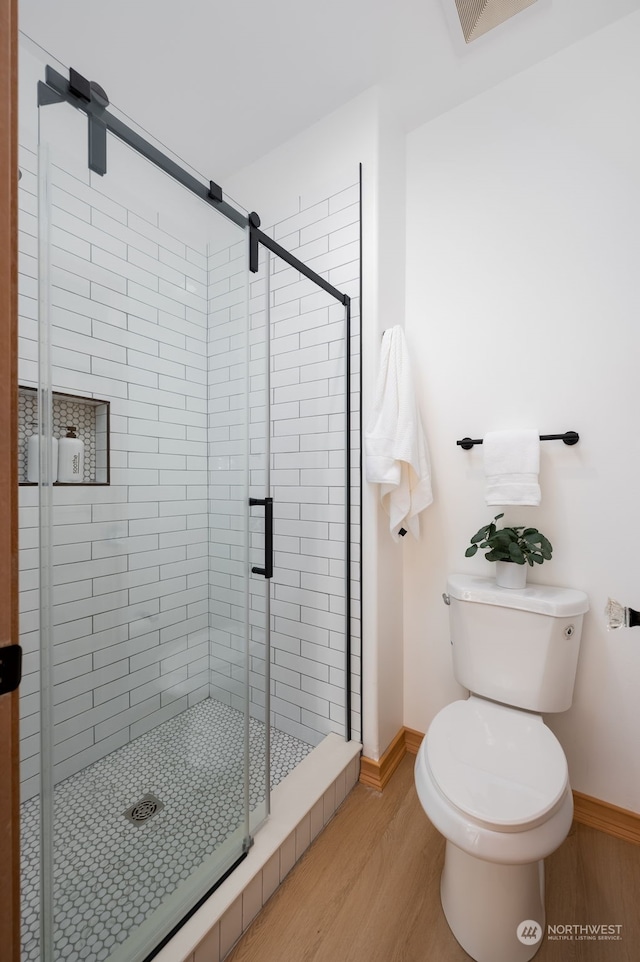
0;645;22;695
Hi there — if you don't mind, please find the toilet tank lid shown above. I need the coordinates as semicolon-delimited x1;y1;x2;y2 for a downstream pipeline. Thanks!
447;573;589;617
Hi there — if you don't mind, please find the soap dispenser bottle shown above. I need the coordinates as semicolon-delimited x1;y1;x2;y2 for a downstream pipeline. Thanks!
26;422;58;483
58;426;84;483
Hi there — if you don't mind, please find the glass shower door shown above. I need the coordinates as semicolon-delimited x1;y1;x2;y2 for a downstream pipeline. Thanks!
19;44;270;962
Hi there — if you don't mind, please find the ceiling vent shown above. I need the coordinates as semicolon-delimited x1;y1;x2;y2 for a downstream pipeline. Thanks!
454;0;539;43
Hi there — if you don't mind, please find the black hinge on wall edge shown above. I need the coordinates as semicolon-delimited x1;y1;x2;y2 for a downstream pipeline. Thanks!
0;645;22;695
249;212;261;273
37;80;65;108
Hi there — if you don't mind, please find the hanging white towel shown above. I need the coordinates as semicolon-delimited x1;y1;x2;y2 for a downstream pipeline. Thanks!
365;327;433;541
483;429;541;506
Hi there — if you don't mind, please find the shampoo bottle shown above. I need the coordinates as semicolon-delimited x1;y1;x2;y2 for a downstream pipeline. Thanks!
58;426;84;483
26;423;58;483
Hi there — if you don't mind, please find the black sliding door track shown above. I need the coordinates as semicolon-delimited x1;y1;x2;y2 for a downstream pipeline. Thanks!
39;65;247;228
38;65;349;304
255;229;348;304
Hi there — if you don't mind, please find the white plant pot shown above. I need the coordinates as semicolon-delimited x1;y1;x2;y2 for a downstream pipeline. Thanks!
495;561;528;589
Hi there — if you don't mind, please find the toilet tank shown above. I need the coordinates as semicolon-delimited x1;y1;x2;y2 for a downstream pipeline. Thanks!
447;574;589;713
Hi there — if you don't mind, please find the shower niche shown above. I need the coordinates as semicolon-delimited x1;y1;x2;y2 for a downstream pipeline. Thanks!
18;385;110;485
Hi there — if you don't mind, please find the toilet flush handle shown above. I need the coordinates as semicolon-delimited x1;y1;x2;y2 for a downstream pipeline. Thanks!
442;593;450;606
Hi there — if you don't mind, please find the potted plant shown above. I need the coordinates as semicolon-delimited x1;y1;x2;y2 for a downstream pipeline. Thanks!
465;513;553;588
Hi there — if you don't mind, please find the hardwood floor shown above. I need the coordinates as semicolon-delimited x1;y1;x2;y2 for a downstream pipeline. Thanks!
227;755;640;962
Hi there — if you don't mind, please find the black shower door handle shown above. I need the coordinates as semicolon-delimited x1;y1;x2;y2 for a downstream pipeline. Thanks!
249;497;273;579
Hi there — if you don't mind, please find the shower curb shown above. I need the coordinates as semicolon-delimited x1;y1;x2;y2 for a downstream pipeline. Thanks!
152;734;362;962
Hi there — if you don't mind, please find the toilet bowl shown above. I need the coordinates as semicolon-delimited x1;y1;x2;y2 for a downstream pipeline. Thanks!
416;697;574;860
415;696;574;962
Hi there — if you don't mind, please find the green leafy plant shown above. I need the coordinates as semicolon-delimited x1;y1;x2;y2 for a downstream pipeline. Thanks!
465;513;553;566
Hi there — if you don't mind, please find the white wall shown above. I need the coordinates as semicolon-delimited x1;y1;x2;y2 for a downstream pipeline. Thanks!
403;11;640;812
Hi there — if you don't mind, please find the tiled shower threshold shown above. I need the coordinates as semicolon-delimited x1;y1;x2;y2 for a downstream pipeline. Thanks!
153;733;361;962
21;699;359;962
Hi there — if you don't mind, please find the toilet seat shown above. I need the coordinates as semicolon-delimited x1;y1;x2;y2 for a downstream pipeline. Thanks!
426;697;568;831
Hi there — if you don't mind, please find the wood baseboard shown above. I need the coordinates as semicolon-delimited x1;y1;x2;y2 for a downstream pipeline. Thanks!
360;728;640;845
359;728;407;791
403;728;424;755
359;727;423;792
572;791;640;845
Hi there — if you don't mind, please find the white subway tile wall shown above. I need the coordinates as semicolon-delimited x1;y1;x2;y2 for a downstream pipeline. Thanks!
18;132;361;803
19;144;214;800
209;188;361;747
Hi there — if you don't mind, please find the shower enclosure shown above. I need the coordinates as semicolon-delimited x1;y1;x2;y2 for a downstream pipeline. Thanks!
18;39;360;962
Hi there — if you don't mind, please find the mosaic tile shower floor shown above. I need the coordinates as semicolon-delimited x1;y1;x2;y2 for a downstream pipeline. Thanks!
21;699;313;962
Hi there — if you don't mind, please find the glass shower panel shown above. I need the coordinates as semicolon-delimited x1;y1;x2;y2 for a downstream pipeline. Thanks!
248;250;271;829
208;199;271;835
265;248;350;747
22;60;268;962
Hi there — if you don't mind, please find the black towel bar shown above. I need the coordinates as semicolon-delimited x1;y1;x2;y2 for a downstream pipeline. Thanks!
457;431;579;450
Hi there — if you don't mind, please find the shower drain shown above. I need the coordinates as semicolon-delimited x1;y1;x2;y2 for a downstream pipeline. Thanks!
123;794;164;824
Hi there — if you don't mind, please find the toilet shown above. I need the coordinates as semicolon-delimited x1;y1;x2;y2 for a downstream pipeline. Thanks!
415;573;589;962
